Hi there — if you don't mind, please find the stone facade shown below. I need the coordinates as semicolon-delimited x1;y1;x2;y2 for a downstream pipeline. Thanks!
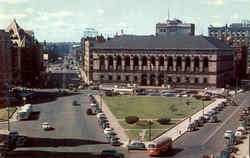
83;35;234;88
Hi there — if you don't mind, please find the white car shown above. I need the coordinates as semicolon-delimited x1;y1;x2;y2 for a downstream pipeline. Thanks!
235;131;243;139
97;113;105;118
41;122;53;131
104;128;114;134
237;126;246;133
224;130;234;139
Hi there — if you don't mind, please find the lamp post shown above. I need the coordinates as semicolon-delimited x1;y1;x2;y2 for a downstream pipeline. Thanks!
23;97;26;105
202;97;205;118
149;120;152;141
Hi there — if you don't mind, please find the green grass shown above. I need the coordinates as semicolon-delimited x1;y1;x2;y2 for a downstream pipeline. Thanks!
104;96;213;119
125;129;167;141
119;120;177;129
0;107;17;121
126;130;142;141
144;130;166;141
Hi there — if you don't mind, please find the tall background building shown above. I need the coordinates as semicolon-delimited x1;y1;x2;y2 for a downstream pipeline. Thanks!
156;19;195;36
0;30;12;106
208;20;250;80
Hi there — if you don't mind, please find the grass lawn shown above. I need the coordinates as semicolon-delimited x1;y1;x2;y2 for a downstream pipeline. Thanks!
0;107;17;121
104;96;213;119
119;120;177;129
125;129;167;141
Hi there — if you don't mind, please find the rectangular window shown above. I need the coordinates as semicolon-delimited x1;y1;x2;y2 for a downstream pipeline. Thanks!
195;78;199;84
186;77;190;83
204;78;207;84
117;75;121;81
109;75;112;81
134;76;138;82
126;76;130;82
176;77;180;83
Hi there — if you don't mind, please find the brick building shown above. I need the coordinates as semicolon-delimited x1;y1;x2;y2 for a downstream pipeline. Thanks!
5;20;41;87
82;35;234;88
0;30;12;105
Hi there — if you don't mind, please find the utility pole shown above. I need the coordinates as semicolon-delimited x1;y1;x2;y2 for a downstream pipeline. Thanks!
149;120;152;141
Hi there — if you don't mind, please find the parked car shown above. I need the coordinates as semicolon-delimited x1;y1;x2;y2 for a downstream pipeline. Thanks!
127;141;145;150
9;131;19;139
187;123;195;132
86;108;93;115
16;136;27;147
97;113;105;119
224;130;234;139
100;148;124;158
72;100;80;106
109;138;121;146
104;128;114;134
193;120;201;127
198;116;205;124
209;115;218;123
239;114;246;121
162;93;176;97
104;132;117;140
237;126;247;135
204;113;213;121
212;107;219;113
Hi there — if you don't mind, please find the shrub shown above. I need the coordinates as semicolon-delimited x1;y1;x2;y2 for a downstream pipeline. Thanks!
157;118;171;125
193;95;202;100
136;120;153;126
125;116;139;124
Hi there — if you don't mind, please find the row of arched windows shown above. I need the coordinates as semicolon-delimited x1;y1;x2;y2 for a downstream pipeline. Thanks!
98;55;209;72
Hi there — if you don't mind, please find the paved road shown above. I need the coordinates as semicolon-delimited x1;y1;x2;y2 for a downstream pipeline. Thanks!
0;93;115;158
127;91;250;158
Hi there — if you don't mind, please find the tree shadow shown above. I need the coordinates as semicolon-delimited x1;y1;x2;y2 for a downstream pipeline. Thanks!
6;150;101;158
24;137;108;148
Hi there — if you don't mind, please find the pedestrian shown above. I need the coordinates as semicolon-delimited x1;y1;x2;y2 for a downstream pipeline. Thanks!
179;130;181;136
189;116;191;123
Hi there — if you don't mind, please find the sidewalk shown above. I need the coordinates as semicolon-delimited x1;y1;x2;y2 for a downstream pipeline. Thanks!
233;135;249;158
94;95;129;145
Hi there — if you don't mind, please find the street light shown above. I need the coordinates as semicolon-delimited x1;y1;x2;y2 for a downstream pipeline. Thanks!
149;120;152;141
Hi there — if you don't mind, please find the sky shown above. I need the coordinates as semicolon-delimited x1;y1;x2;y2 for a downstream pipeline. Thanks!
0;0;250;42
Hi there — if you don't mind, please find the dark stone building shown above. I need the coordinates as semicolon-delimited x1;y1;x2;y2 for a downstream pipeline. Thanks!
82;35;235;88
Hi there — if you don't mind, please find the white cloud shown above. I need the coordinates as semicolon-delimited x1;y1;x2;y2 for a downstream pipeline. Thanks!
118;22;128;28
25;8;34;14
97;9;104;16
202;0;224;5
0;13;27;20
38;11;73;21
0;0;28;4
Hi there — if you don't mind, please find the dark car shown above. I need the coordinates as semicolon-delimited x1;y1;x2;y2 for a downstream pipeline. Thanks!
198;116;206;124
72;100;80;106
101;148;124;158
127;141;146;150
187;123;195;132
209;115;218;123
86;108;93;115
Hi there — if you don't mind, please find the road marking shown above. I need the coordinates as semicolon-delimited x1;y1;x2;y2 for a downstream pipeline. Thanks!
202;106;241;145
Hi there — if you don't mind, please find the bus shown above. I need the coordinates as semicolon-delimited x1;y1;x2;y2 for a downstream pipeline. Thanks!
147;136;172;156
113;88;133;95
18;104;32;120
